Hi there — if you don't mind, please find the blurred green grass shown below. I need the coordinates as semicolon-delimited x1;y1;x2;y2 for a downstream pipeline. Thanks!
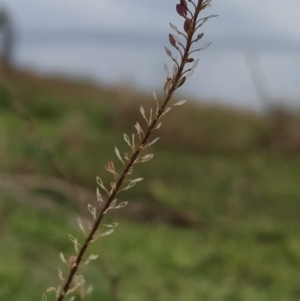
1;70;300;301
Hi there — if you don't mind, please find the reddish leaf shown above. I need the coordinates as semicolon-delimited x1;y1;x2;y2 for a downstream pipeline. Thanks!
180;0;187;9
176;4;187;18
169;34;177;48
184;18;192;33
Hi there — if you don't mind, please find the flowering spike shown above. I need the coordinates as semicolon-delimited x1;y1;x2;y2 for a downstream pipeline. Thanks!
50;2;218;300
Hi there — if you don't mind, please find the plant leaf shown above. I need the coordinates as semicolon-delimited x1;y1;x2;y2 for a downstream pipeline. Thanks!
173;99;187;106
191;58;199;70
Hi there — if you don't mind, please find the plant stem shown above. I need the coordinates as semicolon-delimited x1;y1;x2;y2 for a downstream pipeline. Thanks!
56;1;209;300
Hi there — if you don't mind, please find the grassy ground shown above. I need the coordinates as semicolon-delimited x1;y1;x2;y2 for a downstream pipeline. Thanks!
0;69;300;301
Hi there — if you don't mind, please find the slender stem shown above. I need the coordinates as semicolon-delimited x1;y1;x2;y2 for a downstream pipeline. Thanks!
56;2;206;300
188;0;197;10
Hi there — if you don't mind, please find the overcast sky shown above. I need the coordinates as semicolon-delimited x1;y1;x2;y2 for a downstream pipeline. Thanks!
1;0;300;111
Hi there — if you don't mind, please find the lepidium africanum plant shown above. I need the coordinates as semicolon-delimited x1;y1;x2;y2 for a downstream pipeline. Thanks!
44;1;217;300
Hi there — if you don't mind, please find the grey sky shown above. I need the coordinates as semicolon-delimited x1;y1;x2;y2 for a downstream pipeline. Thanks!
1;0;300;111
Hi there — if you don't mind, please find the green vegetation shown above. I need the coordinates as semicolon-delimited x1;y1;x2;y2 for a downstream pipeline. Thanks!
0;70;300;301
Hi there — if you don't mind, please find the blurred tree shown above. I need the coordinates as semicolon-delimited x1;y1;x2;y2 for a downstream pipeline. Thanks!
0;7;13;71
